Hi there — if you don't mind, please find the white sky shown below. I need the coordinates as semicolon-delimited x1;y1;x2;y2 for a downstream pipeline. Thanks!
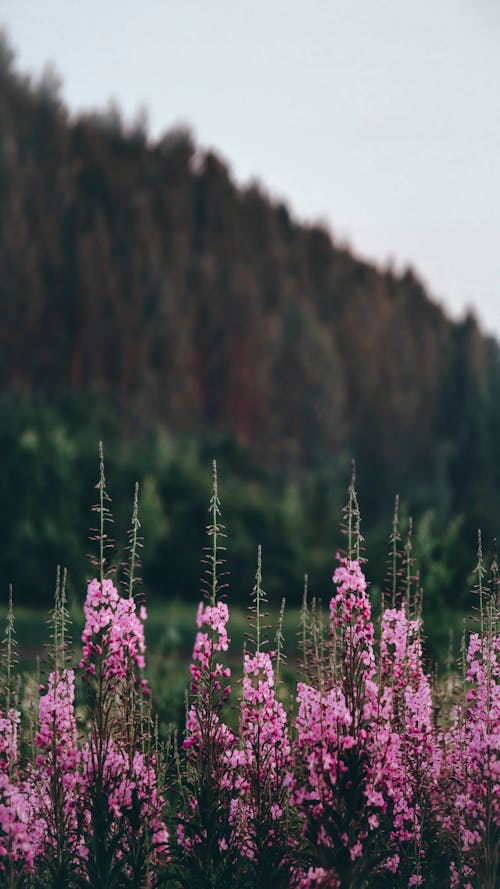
2;0;500;335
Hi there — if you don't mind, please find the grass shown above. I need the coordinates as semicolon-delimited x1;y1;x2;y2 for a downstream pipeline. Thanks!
0;598;302;730
0;599;301;658
0;595;469;734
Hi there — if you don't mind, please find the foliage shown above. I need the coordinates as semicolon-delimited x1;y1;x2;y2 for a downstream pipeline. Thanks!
2;36;500;592
0;394;475;668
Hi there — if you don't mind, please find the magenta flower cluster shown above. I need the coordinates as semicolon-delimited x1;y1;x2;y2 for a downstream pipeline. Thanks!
0;499;498;888
80;576;147;681
176;552;499;889
0;577;165;885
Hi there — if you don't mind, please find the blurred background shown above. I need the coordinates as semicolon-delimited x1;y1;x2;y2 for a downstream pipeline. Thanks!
0;1;499;669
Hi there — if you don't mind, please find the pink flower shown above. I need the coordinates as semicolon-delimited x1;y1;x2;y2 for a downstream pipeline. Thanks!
80;578;148;684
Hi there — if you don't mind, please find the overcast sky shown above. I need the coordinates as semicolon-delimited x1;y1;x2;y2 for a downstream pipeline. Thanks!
2;0;500;335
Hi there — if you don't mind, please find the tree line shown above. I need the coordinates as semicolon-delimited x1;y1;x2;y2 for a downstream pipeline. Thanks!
0;32;498;629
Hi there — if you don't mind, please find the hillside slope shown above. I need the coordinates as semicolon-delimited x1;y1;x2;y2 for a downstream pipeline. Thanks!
1;41;500;521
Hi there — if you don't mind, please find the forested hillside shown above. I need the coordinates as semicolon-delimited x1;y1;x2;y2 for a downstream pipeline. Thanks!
1;34;499;615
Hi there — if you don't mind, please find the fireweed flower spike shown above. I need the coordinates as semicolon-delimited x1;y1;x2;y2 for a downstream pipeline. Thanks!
434;541;499;889
80;577;147;681
292;480;440;888
230;548;294;885
293;552;379;887
0;587;45;878
78;459;167;886
79;577;154;867
174;462;239;889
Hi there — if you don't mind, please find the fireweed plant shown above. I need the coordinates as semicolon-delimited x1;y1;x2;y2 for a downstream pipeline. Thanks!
0;455;498;888
171;461;239;889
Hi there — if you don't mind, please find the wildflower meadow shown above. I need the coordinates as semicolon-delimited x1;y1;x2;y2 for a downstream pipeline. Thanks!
0;450;498;888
